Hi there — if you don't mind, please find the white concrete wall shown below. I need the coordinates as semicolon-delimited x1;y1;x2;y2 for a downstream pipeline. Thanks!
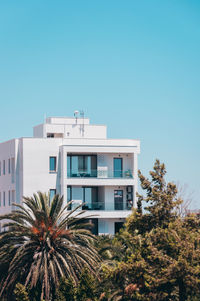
33;124;44;138
21;138;62;199
34;117;107;139
98;218;125;235
46;117;90;125
0;139;17;217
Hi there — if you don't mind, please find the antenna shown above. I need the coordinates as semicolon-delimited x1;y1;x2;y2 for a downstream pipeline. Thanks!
80;110;85;137
74;110;79;123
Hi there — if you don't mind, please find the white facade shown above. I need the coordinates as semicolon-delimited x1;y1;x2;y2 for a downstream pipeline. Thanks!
0;115;140;235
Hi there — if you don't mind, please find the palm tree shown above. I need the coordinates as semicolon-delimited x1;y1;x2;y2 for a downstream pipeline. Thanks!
0;192;99;300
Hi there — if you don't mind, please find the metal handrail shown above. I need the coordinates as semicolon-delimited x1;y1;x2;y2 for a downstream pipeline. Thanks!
68;201;133;211
67;169;133;179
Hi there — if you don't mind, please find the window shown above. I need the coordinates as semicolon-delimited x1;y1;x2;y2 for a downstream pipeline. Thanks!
47;133;54;138
67;186;72;210
67;186;99;210
67;155;97;177
3;192;5;206
113;158;123;178
49;189;56;203
8;159;11;174
49;157;57;172
3;160;5;175
8;191;11;206
115;222;124;234
83;187;99;210
114;190;123;210
90;219;98;235
11;158;15;183
12;190;15;204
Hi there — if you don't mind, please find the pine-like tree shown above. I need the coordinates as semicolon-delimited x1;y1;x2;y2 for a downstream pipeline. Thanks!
76;268;97;301
102;160;200;301
55;277;75;301
127;159;182;234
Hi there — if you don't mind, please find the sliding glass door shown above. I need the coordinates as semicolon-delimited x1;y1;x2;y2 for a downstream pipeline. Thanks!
67;155;97;177
114;190;123;210
113;158;123;178
67;186;100;210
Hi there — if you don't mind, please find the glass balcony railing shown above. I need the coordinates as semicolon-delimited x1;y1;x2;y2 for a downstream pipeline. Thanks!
67;169;133;179
68;201;133;211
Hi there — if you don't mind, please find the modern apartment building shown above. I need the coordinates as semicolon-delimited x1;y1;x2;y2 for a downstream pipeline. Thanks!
0;114;140;235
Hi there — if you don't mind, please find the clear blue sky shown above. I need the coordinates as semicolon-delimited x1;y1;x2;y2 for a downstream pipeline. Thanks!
0;1;199;208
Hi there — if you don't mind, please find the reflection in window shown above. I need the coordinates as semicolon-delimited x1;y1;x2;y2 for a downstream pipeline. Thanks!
67;155;97;177
66;187;100;210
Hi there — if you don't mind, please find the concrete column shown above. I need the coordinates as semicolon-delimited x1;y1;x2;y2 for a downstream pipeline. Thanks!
60;146;67;204
133;153;138;208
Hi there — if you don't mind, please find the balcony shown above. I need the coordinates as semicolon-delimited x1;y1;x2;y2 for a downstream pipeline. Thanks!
67;169;133;179
69;201;132;211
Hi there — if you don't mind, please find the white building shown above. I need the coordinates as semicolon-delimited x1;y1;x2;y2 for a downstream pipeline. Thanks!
0;115;140;235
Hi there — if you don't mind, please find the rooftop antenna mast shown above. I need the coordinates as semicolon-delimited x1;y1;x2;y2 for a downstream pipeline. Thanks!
74;110;79;124
80;110;85;137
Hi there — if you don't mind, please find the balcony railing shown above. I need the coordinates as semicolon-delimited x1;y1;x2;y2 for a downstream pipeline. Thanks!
68;201;133;211
67;169;133;179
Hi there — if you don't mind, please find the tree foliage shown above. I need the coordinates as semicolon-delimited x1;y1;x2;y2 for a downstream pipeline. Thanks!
0;160;200;301
0;192;99;300
100;160;200;301
14;283;30;301
76;268;97;301
55;277;76;301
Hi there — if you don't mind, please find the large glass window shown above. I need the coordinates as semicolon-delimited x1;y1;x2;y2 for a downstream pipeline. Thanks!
49;189;56;203
67;187;99;210
67;155;97;177
72;187;83;200
113;158;123;178
114;190;123;210
49;157;57;172
83;187;98;210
